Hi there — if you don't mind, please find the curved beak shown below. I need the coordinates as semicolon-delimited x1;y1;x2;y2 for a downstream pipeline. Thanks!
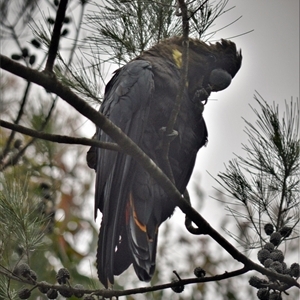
209;69;232;91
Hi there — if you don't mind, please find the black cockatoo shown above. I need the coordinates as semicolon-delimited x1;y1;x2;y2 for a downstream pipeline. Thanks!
87;37;242;287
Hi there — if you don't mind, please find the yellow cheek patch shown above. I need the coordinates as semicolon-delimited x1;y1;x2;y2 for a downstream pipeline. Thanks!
172;49;182;68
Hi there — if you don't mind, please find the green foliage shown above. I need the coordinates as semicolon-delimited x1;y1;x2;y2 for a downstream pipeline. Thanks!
0;177;46;260
86;0;180;64
85;0;234;65
216;95;300;250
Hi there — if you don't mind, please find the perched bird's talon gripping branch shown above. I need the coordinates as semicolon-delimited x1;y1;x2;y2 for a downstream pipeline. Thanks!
86;36;242;287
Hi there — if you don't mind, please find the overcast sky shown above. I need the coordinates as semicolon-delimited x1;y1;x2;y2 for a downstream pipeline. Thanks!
187;0;300;224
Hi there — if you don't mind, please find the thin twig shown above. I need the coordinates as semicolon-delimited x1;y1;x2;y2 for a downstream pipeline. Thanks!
0;81;31;160
188;0;209;19
0;119;120;151
45;0;69;72
161;0;190;182
0;97;58;170
184;189;203;234
66;0;87;67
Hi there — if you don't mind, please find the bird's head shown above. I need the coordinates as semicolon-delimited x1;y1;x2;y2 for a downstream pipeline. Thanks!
211;39;242;78
187;38;242;96
208;40;242;91
209;68;232;91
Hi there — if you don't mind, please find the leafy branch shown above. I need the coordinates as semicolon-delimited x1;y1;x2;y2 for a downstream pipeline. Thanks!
1;54;299;294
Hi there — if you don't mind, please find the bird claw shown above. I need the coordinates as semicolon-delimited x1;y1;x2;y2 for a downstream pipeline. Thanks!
156;127;179;150
192;86;212;105
159;127;178;141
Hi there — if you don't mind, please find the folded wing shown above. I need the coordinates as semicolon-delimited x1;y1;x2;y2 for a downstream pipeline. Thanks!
92;60;155;287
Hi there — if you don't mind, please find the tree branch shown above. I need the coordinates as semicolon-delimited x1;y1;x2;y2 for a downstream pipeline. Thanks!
1;265;250;297
45;0;69;72
0;119;120;151
1;263;298;298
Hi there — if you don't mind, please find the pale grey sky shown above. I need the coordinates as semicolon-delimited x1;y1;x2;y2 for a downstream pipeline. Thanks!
188;1;300;224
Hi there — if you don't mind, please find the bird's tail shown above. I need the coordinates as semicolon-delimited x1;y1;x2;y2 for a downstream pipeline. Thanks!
125;193;157;281
97;192;158;287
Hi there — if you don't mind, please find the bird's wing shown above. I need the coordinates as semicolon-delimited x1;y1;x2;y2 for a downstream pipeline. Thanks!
94;60;154;287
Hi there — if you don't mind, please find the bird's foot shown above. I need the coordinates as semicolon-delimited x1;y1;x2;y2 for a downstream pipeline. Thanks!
192;86;212;105
159;127;178;141
156;127;178;150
